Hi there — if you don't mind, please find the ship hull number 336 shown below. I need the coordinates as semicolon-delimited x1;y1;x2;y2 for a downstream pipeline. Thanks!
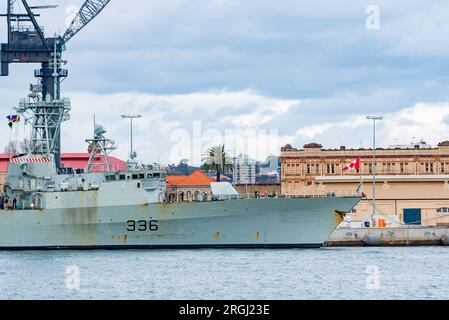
126;220;159;232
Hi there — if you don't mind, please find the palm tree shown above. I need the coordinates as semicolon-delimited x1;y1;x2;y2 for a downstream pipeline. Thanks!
201;145;234;182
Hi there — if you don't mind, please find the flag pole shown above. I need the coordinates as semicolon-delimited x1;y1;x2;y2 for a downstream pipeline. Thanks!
366;116;384;227
359;155;363;195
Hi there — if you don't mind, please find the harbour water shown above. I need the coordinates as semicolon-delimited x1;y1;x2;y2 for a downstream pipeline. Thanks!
1;247;448;300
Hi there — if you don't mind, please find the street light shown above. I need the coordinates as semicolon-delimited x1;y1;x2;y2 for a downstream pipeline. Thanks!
366;115;384;226
121;114;142;160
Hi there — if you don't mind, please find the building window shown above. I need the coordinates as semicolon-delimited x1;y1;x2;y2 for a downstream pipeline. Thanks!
437;208;449;215
385;163;395;174
295;164;300;174
425;163;434;173
400;163;408;174
307;164;311;174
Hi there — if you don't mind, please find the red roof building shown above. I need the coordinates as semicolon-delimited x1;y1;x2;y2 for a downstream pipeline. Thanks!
0;153;127;174
166;170;214;202
60;153;127;172
0;154;13;173
167;170;214;187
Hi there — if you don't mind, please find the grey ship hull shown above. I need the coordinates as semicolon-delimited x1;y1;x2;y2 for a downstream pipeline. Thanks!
0;197;359;250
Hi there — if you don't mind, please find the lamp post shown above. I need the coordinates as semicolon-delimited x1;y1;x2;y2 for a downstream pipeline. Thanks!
121;114;142;160
366;115;384;226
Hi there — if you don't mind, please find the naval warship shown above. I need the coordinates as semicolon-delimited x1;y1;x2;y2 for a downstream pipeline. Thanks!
0;88;360;250
0;0;360;250
0;151;360;250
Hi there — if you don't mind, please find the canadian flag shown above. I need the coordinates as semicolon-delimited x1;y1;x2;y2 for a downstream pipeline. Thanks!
343;158;360;171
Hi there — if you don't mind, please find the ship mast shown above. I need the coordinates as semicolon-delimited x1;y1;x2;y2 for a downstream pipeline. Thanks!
86;125;117;173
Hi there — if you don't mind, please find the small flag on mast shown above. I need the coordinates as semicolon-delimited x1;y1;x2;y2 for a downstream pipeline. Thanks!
343;158;360;171
6;115;20;123
6;114;20;130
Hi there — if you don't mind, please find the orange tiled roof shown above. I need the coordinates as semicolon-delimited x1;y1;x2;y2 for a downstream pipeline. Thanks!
166;175;188;186
167;170;214;187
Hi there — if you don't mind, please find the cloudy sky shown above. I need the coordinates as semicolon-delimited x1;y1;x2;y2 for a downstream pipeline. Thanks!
1;0;449;165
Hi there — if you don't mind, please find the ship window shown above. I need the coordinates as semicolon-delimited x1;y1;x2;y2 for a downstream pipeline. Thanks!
139;174;145;180
137;183;141;188
119;174;126;180
153;173;160;178
132;174;138;180
147;174;153;179
127;175;131;180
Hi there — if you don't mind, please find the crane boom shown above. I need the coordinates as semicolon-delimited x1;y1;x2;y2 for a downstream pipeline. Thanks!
61;0;111;45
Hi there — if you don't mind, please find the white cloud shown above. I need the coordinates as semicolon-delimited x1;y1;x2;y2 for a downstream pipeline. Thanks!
384;102;449;143
380;2;449;57
58;89;296;164
3;86;449;165
279;101;449;149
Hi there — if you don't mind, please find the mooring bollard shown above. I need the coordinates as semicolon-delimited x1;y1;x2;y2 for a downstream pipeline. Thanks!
363;235;382;246
441;235;449;246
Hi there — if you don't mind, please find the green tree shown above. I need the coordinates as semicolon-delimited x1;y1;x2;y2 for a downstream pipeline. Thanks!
201;145;234;182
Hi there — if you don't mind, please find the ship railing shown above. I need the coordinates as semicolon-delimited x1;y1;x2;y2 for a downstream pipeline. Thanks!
277;190;363;199
236;190;362;199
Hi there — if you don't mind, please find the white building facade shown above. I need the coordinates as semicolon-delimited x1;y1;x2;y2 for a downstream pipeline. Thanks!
233;154;256;184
